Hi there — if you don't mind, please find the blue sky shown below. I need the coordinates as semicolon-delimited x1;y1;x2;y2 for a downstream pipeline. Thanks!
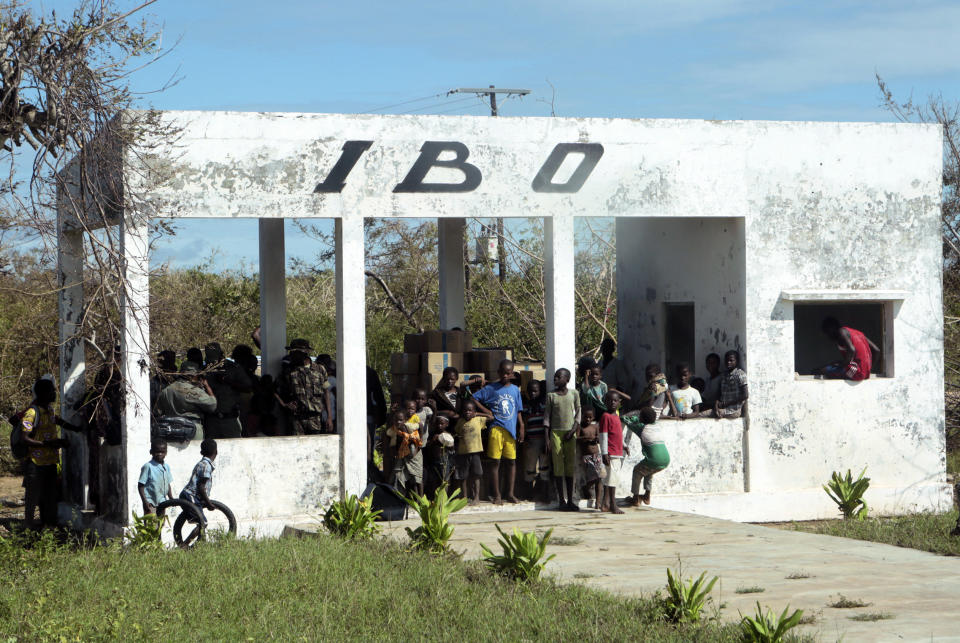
36;0;960;270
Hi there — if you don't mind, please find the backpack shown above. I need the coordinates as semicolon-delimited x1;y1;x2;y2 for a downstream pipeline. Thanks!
8;405;37;460
152;416;198;443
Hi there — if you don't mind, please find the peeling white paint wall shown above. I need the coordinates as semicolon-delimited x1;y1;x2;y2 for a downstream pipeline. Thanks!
109;111;948;524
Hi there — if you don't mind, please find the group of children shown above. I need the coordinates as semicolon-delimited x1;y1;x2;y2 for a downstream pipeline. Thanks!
379;349;747;512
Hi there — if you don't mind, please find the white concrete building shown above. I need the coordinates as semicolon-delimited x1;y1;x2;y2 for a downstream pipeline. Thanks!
57;111;949;532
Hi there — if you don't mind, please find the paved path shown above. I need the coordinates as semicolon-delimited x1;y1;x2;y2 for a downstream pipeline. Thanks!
373;506;960;642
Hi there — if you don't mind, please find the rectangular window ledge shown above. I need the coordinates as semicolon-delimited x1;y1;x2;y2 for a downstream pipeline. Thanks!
780;289;909;302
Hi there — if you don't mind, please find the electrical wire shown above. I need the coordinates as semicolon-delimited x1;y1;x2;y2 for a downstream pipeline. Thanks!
400;95;476;115
366;91;449;113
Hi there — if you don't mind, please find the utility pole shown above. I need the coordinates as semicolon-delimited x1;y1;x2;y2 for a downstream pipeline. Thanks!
449;86;530;284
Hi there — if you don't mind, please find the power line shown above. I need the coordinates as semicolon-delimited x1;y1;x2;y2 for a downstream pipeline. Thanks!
400;95;476;115
366;91;447;113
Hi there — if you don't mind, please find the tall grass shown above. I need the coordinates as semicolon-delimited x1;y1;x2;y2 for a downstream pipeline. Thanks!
0;530;746;641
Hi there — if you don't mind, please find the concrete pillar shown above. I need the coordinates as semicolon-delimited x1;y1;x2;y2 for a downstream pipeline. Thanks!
438;217;466;329
57;218;87;507
337;213;367;498
120;214;151;523
544;214;576;384
259;219;287;378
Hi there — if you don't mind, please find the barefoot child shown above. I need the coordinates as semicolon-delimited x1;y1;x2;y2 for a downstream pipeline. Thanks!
179;439;218;546
625;406;670;506
636;363;679;418
544;368;581;511
454;400;490;505
522;380;551;502
391;407;423;495
599;391;626;514
578;407;604;509
138;440;174;515
471;360;524;504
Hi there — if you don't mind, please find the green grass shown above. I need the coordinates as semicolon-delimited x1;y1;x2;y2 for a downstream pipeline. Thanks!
788;511;960;557
734;586;765;594
0;530;749;641
946;450;960;478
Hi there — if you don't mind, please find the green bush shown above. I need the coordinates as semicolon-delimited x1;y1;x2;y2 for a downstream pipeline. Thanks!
661;567;718;624
323;494;382;540
480;524;556;582
823;468;870;520
125;512;167;551
404;483;468;554
739;602;804;642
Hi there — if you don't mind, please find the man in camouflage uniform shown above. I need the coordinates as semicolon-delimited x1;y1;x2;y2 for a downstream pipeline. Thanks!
277;339;333;435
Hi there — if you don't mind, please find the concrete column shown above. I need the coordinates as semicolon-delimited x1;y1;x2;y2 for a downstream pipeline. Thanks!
438;217;466;329
336;213;367;498
259;219;287;378
57;219;87;507
120;214;151;524
544;214;576;383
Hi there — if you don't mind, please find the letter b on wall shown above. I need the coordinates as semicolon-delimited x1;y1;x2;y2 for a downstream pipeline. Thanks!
393;141;482;193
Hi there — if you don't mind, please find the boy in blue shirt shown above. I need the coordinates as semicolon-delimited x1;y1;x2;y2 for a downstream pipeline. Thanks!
138;440;174;515
471;360;525;505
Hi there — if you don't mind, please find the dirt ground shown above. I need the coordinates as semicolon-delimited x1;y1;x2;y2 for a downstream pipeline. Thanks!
0;475;24;521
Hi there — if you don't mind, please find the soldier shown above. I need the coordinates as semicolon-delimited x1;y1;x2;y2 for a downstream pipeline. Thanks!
276;339;333;435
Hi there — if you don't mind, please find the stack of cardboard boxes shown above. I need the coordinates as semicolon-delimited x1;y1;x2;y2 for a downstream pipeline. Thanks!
388;329;547;398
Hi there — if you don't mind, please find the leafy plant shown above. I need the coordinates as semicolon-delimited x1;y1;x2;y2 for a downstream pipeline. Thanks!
404;484;468;554
323;494;382;540
125;512;167;550
739;602;804;642
823;467;870;520
662;566;719;623
480;525;556;582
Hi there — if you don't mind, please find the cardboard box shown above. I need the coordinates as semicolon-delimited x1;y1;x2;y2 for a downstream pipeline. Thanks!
514;360;545;372
420;352;463;377
390;352;420;375
518;368;547;390
422;329;473;353
403;333;424;353
468;348;513;373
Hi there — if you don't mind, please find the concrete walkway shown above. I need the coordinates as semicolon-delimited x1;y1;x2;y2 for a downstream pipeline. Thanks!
372;506;960;642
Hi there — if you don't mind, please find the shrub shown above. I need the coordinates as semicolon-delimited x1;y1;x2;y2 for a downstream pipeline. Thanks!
323;494;382;540
739;602;804;642
404;484;468;554
125;512;167;551
823;467;869;520
480;525;556;582
661;567;718;624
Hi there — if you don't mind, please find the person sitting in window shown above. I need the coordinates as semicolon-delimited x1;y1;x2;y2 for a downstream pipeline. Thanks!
815;317;880;381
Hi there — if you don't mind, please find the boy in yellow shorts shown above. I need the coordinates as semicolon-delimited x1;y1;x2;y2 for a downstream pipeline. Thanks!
471;360;524;504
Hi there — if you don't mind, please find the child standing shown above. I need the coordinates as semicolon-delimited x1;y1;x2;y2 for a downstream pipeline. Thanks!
138;440;174;515
454;400;490;505
20;377;70;528
712;350;748;419
521;380;551;502
179;439;218;546
471;360;524;505
577;407;604;510
625;406;671;506
391;407;423;495
636;364;679;418
599;391;626;514
431;367;462;425
423;415;453;496
544;368;581;511
667;363;702;418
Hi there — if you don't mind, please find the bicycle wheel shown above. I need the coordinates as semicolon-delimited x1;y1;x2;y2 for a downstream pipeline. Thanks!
209;500;237;535
171;500;237;547
156;499;205;548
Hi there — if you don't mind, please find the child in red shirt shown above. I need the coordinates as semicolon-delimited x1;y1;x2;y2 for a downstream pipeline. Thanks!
599;390;626;514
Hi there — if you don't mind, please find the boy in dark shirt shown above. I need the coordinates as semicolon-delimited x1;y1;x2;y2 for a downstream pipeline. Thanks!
521;380;550;502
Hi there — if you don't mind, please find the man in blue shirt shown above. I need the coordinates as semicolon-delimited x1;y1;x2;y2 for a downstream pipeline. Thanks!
472;360;525;504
